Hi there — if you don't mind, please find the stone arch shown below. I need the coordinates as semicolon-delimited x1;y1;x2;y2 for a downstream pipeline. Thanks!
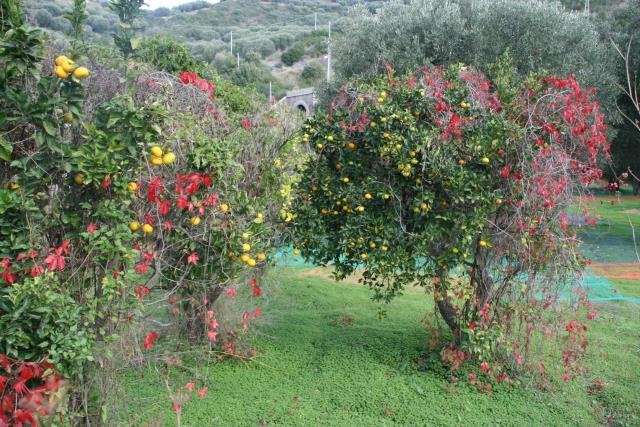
295;101;309;115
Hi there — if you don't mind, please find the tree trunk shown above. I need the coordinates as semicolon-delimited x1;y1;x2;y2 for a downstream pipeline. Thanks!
187;285;225;342
436;296;461;341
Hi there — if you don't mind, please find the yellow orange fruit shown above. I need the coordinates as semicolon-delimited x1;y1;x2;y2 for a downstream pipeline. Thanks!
127;182;138;192
72;67;90;79
162;152;176;165
151;156;163;166
129;221;141;232
54;66;69;79
256;252;266;262
142;223;153;234
62;60;77;73
293;249;300;256
240;254;250;263
364;193;373;200
9;182;20;190
247;258;257;267
150;146;163;157
219;203;229;213
190;216;201;226
479;240;488;247
74;173;85;185
242;243;251;252
481;157;490;165
55;55;70;66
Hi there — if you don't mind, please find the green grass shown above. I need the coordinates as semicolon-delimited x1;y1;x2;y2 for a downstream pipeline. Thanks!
115;268;640;426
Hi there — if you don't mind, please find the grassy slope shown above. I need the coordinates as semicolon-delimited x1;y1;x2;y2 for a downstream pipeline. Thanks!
115;194;640;426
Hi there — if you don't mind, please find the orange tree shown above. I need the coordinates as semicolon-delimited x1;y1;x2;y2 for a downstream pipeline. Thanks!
290;63;608;383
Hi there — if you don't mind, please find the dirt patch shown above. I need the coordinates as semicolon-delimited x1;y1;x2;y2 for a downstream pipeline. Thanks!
297;267;445;295
589;263;640;280
298;266;363;285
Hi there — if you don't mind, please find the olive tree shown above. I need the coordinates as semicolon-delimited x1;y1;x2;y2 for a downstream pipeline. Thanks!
333;0;618;117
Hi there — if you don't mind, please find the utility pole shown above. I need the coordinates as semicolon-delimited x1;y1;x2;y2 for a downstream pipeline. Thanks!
584;0;590;14
326;22;331;83
230;31;233;55
314;13;317;31
237;52;240;69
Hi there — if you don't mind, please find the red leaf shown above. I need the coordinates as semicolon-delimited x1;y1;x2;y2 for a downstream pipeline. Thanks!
187;252;199;265
143;331;158;350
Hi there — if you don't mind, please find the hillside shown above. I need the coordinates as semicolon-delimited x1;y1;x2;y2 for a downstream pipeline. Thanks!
23;0;629;94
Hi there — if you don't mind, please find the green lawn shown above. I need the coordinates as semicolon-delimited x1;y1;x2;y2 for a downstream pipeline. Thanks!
114;194;640;426
114;268;639;426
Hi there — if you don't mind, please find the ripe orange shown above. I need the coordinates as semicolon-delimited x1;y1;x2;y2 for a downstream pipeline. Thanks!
54;66;69;79
150;146;163;157
73;67;90;79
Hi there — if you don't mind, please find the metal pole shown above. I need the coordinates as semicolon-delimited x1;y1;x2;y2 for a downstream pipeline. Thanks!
314;13;317;31
585;0;589;14
237;52;240;69
230;31;233;55
326;22;331;83
269;81;272;104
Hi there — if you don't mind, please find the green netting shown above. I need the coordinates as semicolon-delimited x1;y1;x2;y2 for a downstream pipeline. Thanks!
570;273;640;303
274;249;639;303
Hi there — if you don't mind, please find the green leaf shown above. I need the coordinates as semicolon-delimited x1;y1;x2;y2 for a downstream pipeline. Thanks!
42;120;57;137
0;138;12;162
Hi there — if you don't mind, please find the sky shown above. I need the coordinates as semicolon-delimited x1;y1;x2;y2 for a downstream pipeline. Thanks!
142;0;197;9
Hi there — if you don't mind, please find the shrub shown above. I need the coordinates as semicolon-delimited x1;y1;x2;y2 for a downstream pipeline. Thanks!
291;63;608;383
137;35;205;74
281;42;304;66
300;61;323;85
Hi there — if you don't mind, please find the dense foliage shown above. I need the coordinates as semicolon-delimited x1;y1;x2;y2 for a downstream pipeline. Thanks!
0;0;304;423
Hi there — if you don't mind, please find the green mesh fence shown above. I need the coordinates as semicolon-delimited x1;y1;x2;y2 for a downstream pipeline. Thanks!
275;249;639;303
573;273;640;303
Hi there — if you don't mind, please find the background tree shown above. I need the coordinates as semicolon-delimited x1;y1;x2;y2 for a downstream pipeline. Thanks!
333;0;618;118
607;0;640;192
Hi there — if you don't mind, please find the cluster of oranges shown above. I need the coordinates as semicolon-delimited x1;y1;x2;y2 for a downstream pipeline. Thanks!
54;55;90;80
149;146;175;167
236;233;266;268
129;220;153;235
